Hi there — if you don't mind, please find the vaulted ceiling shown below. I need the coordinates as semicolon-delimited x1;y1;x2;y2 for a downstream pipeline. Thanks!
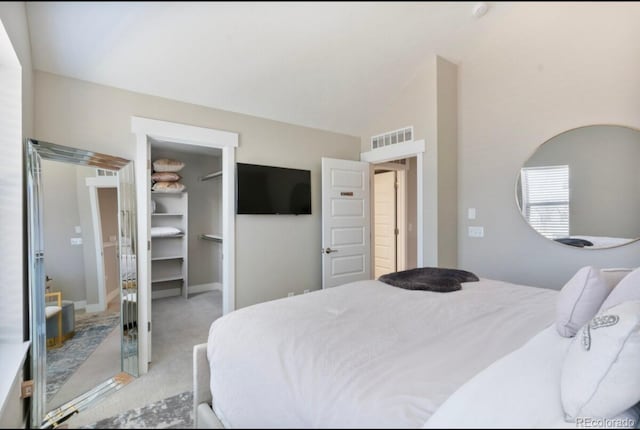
26;2;506;136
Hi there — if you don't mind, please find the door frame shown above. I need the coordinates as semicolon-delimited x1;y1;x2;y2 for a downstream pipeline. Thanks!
372;163;409;273
372;169;398;278
361;139;425;268
131;117;238;375
86;175;118;313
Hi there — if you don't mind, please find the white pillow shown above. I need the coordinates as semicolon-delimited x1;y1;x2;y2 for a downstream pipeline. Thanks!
153;158;185;172
152;181;186;193
556;266;610;338
150;226;183;237
561;300;640;421
599;267;640;312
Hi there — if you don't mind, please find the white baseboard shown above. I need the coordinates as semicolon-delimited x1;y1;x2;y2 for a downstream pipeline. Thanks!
151;283;221;300
152;287;182;300
73;300;87;310
189;282;222;294
85;303;105;313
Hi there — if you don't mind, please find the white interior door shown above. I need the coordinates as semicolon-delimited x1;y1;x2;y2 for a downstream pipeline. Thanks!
321;158;370;288
374;171;396;278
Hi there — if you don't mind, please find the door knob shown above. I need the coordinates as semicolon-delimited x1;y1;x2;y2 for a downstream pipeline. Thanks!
324;247;338;254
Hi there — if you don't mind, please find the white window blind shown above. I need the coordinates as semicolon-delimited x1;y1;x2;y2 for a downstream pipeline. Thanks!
521;165;569;239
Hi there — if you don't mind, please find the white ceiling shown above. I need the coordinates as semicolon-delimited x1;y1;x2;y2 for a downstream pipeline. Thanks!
26;1;507;136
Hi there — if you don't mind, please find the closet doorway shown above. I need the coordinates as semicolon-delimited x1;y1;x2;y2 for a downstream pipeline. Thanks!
149;141;223;300
132;117;238;375
372;157;418;278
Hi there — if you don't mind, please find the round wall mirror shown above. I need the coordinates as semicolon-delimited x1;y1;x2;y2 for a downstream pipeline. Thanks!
516;124;640;249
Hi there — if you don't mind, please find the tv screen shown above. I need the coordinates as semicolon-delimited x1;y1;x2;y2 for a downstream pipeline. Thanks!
236;163;311;215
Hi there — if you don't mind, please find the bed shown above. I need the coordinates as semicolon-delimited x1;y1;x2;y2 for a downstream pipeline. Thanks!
555;235;635;248
195;278;565;428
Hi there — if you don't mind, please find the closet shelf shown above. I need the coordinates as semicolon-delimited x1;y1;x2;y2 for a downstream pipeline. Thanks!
151;213;183;217
151;275;184;283
151;191;186;195
200;234;223;242
151;233;185;239
151;256;184;261
200;171;222;181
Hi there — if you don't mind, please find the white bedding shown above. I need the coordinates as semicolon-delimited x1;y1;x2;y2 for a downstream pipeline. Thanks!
571;235;634;248
424;326;639;428
207;278;558;428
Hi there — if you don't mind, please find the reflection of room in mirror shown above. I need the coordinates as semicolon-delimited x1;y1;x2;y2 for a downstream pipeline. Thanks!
41;160;122;411
516;125;640;249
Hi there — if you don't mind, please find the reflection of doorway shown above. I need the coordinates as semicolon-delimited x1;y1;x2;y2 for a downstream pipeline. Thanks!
372;158;417;278
98;188;120;313
87;174;119;313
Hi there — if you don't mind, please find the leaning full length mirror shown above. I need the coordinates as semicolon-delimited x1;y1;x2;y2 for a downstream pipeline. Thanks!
26;140;139;428
516;125;640;249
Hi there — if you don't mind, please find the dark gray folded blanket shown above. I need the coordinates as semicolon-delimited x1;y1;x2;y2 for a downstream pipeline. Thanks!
554;238;594;247
378;267;480;292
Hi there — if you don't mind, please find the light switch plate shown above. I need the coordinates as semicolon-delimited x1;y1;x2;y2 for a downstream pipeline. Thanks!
75;225;82;234
70;237;83;246
468;208;476;220
468;226;484;238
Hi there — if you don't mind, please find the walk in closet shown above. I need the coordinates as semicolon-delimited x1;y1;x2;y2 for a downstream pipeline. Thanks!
149;140;223;299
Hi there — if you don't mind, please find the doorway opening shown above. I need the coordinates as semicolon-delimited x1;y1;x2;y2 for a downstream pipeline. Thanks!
132;116;238;376
372;157;418;278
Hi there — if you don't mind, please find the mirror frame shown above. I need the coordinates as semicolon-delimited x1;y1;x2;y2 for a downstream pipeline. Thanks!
25;139;139;426
515;124;640;250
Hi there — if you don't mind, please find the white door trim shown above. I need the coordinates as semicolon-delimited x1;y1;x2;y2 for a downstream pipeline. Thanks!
131;116;238;375
86;176;118;314
396;169;408;271
361;139;425;267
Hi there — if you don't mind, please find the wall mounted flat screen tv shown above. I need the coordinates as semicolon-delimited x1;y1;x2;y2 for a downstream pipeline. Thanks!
236;163;311;215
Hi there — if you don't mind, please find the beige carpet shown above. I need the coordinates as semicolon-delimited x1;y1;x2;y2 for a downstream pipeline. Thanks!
66;290;223;428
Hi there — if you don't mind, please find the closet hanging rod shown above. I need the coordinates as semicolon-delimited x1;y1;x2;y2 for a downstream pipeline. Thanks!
200;234;223;242
200;171;223;181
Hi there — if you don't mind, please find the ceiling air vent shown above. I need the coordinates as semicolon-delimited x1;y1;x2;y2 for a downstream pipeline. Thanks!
371;126;413;150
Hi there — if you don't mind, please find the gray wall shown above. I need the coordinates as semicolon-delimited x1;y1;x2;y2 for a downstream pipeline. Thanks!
360;55;458;269
42;160;86;302
76;166;101;305
34;71;361;308
0;2;33;346
41;161;102;305
151;147;223;287
524;125;640;239
458;3;640;290
436;58;458;268
0;3;33;427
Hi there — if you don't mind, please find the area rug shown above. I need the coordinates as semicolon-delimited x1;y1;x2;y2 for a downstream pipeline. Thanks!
82;391;193;429
46;312;121;401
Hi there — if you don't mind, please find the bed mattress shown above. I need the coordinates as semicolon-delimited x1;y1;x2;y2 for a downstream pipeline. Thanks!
207;278;558;428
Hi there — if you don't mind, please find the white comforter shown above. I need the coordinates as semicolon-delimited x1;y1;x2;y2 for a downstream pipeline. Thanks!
424;326;639;428
207;279;557;428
